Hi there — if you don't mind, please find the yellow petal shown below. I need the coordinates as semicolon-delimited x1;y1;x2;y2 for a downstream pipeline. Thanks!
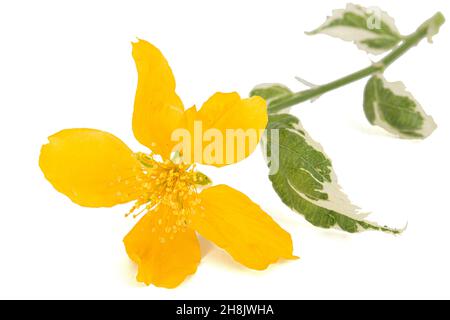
124;206;201;288
132;39;184;159
179;92;267;166
39;128;142;207
192;185;296;270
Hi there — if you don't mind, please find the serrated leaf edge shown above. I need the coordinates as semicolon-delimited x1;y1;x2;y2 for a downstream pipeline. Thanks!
307;3;402;55
368;74;437;139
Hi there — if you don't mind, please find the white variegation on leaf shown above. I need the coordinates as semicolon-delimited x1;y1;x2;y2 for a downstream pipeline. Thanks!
307;3;402;54
363;75;437;139
250;83;293;104
262;113;402;234
421;11;446;43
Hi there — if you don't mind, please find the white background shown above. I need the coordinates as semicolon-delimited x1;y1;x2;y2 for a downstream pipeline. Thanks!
1;0;449;300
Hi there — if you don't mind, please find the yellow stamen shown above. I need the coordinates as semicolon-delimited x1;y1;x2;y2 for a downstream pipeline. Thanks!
126;153;208;244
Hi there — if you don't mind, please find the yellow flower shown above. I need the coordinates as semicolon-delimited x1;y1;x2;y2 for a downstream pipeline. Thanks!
39;39;297;288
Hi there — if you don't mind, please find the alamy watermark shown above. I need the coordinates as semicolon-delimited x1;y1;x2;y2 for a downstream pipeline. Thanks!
366;7;383;30
170;120;280;175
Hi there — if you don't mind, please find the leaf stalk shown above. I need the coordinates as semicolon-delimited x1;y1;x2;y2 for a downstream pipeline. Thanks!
268;12;445;113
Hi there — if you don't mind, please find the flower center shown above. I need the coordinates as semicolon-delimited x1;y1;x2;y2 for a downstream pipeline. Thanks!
125;153;209;241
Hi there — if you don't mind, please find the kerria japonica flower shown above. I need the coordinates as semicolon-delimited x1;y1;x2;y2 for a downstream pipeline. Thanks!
39;39;297;288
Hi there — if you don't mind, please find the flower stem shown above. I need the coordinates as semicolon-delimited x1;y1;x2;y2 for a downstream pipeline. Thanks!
268;12;445;113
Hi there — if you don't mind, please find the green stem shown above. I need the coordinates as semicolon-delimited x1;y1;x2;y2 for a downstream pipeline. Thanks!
268;12;445;113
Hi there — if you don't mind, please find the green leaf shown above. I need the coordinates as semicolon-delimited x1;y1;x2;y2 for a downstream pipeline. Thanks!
263;113;402;234
307;4;402;54
363;75;437;139
250;83;301;113
250;84;293;104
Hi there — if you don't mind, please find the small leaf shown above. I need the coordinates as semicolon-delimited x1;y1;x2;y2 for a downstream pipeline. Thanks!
307;4;402;54
363;75;437;139
250;84;293;103
250;83;302;113
420;11;446;43
264;113;402;234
